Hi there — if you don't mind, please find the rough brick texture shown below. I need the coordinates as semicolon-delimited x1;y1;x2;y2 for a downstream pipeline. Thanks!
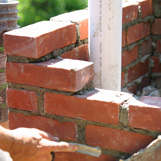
122;2;138;24
151;56;161;73
127;23;150;45
122;46;138;67
152;19;161;34
156;39;161;53
7;88;37;111
6;59;94;92
129;97;161;131
4;21;77;58
127;59;149;83
50;9;88;40
86;125;154;154
44;89;131;124
9;113;78;141
61;44;89;61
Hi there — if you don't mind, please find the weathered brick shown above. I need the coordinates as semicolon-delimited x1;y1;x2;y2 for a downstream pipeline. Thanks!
122;46;138;67
127;23;150;45
6;59;94;92
122;2;138;24
7;88;37;111
4;21;77;58
152;19;161;34
122;30;126;47
54;152;117;161
140;38;152;55
45;89;131;124
139;0;153;18
129;97;161;131
61;44;89;61
86;125;154;154
156;39;161;53
9;113;78;141
151;56;161;73
50;9;88;40
128;59;149;83
0;53;6;69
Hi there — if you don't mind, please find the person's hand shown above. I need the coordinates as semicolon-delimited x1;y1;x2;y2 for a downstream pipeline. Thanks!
9;128;77;161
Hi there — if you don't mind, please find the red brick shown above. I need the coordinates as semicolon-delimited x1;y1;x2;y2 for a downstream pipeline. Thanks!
151;56;161;73
122;3;138;24
7;88;37;111
140;38;152;55
9;113;77;141
6;59;94;92
156;39;161;53
61;44;89;61
0;72;6;85
127;23;150;45
139;0;153;18
128;59;149;83
122;46;138;67
44;89;131;125
121;71;125;87
54;152;117;161
4;21;77;59
0;53;6;69
122;30;126;47
50;9;88;40
86;125;154;154
129;97;161;131
152;19;161;35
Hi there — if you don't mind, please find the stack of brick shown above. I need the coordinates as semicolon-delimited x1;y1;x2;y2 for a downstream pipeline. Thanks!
3;6;161;161
122;0;154;94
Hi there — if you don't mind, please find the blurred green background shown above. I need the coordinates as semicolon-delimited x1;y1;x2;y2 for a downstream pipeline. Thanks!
17;0;88;27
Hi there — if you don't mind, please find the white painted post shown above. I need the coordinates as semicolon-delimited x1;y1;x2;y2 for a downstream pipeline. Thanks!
88;0;122;91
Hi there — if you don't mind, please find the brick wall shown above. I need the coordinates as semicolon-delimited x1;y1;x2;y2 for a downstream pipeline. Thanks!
2;0;161;160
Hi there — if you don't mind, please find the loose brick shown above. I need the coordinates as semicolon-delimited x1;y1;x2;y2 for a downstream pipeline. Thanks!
86;125;154;154
156;39;161;53
4;21;77;58
151;56;161;73
127;23;150;45
44;89;131;124
61;44;89;61
6;59;94;92
152;19;161;35
128;59;149;83
140;38;152;55
122;46;138;67
9;113;77;141
122;30;126;47
122;2;138;24
7;88;37;111
129;97;161;131
139;0;153;18
54;152;117;161
50;9;88;40
0;53;6;69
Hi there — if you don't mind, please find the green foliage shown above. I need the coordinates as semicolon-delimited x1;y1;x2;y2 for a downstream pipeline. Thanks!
17;0;88;27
